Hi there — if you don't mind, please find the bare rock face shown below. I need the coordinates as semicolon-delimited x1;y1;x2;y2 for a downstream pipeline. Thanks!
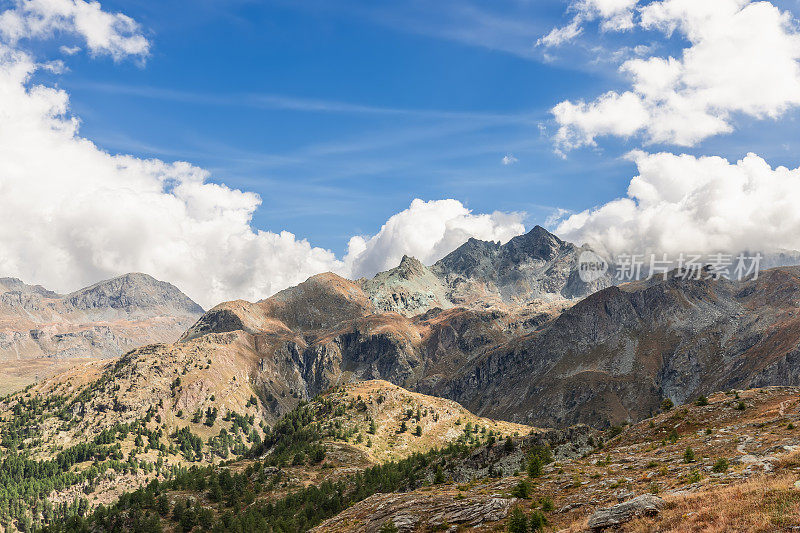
587;494;665;530
312;492;515;532
62;272;203;320
360;255;453;316
431;226;613;308
358;227;613;317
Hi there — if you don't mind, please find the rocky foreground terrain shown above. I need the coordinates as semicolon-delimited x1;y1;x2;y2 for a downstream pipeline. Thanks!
315;386;800;532
0;273;203;393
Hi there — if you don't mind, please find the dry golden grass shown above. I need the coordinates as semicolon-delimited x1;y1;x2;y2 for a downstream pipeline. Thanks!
624;474;800;532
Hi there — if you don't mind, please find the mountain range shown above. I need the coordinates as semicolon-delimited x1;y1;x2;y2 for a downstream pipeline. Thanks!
8;226;800;430
4;226;800;531
65;225;793;429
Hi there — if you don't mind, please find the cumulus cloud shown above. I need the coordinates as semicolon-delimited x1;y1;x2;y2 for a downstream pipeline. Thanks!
343;199;525;279
502;153;519;165
0;0;149;59
556;151;800;258
0;3;525;308
551;0;800;151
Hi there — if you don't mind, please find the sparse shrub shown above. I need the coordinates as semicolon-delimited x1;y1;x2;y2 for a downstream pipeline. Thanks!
712;458;729;473
511;480;530;499
788;423;795;430
661;398;674;411
687;470;702;484
528;456;543;478
434;465;445;484
529;510;547;531
413;425;422;437
736;401;746;411
378;520;399;533
695;396;709;406
539;496;554;512
507;507;528;533
684;447;695;463
668;429;679;443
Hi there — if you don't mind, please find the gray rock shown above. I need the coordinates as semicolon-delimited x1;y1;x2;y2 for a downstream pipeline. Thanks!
587;494;665;531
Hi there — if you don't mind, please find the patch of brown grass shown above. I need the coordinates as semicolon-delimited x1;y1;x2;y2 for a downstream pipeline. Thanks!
625;474;800;532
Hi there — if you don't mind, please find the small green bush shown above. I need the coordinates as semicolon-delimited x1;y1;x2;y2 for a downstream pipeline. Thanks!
712;458;729;473
683;447;695;463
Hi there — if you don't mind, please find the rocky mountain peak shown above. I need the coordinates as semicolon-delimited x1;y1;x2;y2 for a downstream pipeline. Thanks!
63;272;204;317
0;277;61;298
501;225;566;262
396;255;426;279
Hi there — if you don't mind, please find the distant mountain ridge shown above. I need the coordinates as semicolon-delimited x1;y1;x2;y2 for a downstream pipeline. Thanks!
10;226;800;431
0;273;204;392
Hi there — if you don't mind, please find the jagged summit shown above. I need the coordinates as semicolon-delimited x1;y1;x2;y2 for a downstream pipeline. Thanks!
502;225;565;261
396;255;426;279
430;225;612;308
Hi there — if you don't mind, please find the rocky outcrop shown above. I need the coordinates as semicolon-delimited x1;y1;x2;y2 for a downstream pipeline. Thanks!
312;492;515;532
587;494;665;530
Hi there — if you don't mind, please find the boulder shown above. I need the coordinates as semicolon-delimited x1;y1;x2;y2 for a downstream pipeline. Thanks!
587;494;665;530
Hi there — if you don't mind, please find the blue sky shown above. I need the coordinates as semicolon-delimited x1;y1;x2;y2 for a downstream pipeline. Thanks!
6;0;800;305
27;0;799;254
31;0;661;252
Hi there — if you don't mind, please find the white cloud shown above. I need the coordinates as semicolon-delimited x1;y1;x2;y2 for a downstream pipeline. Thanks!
557;151;800;257
0;4;525;308
552;0;800;150
538;0;636;48
537;20;583;48
502;153;519;165
0;0;149;60
59;44;80;55
580;0;638;31
344;199;525;279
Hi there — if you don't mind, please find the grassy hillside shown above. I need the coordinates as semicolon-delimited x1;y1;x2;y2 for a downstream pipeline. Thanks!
44;385;800;533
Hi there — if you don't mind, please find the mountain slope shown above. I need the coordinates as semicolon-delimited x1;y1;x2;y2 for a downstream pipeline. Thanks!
427;266;800;427
0;365;534;529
